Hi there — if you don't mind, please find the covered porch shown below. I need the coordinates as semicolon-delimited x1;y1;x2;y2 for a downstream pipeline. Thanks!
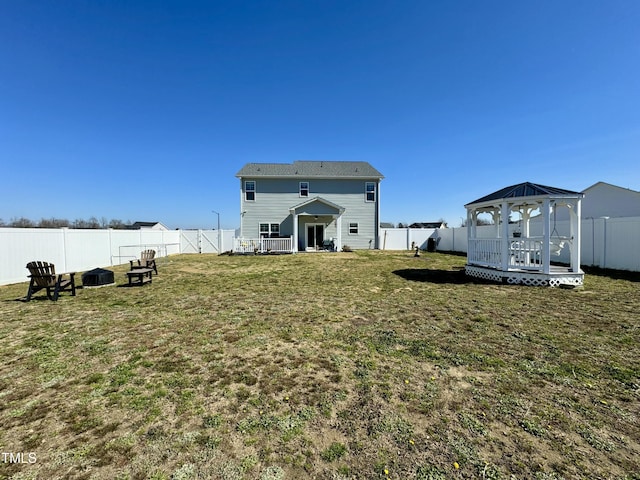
465;182;585;287
290;196;345;252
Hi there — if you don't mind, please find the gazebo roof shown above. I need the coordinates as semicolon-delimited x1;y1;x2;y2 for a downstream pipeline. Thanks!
466;182;583;207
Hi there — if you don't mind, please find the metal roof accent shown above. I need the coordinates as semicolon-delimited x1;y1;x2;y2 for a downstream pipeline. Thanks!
466;182;583;206
236;160;383;179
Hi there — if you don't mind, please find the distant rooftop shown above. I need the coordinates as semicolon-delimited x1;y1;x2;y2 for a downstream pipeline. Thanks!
466;182;583;206
236;161;383;179
409;222;446;228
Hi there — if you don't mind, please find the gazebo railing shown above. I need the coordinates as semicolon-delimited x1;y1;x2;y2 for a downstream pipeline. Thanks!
508;238;543;269
468;239;503;268
469;237;571;271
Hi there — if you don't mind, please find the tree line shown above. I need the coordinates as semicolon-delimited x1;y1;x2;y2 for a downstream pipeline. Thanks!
0;217;132;229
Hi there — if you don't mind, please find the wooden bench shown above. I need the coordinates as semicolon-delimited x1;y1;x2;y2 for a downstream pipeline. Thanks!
126;268;153;286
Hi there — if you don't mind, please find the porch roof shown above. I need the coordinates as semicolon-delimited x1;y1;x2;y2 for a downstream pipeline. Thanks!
466;182;583;208
289;196;345;215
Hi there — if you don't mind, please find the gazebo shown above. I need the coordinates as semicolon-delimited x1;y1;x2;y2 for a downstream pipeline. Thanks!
464;182;585;287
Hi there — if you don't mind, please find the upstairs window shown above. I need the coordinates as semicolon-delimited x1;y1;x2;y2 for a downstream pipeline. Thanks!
245;181;256;201
365;182;376;202
299;181;309;197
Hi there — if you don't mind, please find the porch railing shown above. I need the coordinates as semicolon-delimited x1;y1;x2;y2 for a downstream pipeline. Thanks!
233;236;294;254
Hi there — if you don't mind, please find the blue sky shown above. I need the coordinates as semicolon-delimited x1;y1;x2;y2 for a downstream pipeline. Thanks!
1;1;639;229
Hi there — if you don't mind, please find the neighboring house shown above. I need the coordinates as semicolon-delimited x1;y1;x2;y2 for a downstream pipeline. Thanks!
236;161;384;251
550;181;640;221
127;221;170;231
409;221;447;229
580;182;640;218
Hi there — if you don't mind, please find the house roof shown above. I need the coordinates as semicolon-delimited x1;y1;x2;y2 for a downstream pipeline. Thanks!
127;221;169;230
236;161;383;179
584;181;640;195
466;182;583;207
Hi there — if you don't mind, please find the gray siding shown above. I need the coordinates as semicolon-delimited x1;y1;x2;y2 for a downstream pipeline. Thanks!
239;177;380;250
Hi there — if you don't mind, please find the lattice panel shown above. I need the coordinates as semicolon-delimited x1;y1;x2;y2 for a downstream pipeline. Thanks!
465;265;583;288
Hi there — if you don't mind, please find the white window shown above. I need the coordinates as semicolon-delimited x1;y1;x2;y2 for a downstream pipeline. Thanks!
365;182;376;202
245;181;256;201
349;222;359;234
259;223;280;238
299;181;309;197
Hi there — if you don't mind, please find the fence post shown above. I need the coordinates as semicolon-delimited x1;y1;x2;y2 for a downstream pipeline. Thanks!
62;227;68;272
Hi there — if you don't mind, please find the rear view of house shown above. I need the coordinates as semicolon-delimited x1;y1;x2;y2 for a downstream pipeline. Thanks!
236;161;383;251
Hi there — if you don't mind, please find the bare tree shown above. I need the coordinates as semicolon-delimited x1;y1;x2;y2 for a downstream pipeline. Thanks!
38;218;70;228
9;217;35;228
108;219;127;229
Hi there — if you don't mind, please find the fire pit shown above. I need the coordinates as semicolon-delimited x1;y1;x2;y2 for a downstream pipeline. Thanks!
82;268;115;287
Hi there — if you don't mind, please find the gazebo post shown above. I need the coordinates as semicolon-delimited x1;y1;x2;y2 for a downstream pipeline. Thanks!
571;201;581;273
542;198;552;274
501;201;510;271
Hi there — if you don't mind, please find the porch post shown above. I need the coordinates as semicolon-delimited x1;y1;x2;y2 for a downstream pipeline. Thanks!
293;213;299;253
542;199;551;274
501;201;510;271
336;214;342;252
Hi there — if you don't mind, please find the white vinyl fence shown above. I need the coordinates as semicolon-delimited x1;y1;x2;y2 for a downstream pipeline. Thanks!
0;228;234;286
379;228;439;251
180;229;235;254
2;218;638;286
435;216;640;272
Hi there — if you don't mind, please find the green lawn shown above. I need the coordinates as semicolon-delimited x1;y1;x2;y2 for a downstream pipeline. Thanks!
1;251;638;479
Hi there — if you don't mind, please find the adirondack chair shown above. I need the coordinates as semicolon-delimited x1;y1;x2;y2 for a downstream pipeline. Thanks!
25;261;76;301
130;249;158;274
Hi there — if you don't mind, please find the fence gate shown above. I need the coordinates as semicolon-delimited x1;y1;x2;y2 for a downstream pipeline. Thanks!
199;230;220;254
180;230;200;254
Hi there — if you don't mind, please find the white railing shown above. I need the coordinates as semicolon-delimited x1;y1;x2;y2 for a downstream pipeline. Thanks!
468;239;503;268
233;236;294;254
469;236;573;271
508;238;543;269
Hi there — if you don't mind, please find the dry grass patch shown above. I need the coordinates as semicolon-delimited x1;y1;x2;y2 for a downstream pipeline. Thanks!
1;251;638;479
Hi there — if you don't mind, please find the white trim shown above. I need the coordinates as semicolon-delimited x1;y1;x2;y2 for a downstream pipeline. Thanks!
305;223;325;250
245;180;256;202
365;182;376;203
299;181;310;197
258;222;280;237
